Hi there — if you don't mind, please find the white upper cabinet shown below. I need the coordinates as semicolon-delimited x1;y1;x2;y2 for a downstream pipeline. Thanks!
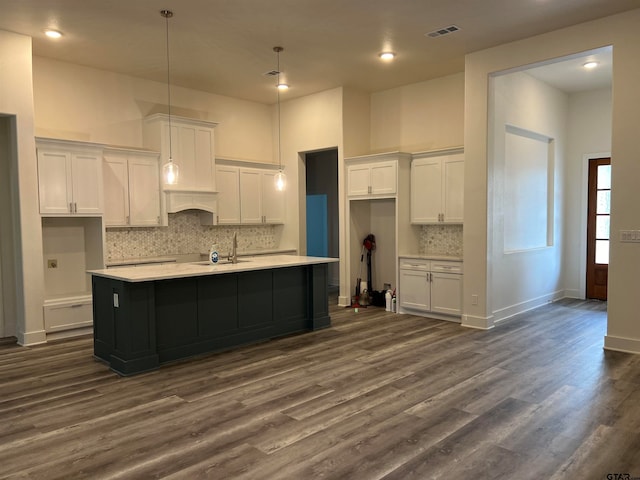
216;163;285;225
240;168;262;224
143;114;218;192
260;170;285;224
215;165;241;224
104;148;161;227
411;149;464;224
347;159;397;197
36;138;103;216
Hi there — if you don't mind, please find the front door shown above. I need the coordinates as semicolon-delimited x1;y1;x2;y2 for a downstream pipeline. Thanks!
586;157;610;300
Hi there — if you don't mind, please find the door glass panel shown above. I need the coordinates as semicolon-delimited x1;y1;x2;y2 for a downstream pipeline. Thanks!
597;165;611;189
595;239;609;265
596;215;610;239
596;191;610;214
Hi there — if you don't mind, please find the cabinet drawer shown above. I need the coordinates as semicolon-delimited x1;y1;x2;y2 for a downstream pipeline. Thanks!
431;260;463;274
44;298;93;332
399;258;430;271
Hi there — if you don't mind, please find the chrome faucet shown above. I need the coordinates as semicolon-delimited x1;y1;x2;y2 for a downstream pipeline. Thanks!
228;232;238;264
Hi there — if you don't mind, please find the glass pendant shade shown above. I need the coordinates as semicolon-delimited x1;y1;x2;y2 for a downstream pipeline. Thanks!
162;159;179;185
275;170;286;191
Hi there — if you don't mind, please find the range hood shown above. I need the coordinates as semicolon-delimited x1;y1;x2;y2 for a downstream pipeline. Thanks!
164;190;218;225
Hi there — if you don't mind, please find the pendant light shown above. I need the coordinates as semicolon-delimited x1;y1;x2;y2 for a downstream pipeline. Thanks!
273;46;287;192
161;9;179;186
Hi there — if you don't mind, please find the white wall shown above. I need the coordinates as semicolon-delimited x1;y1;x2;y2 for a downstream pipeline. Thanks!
0;31;46;344
370;72;464;153
278;88;344;296
464;9;640;353
33;57;273;163
563;88;612;298
489;72;568;321
342;87;371;157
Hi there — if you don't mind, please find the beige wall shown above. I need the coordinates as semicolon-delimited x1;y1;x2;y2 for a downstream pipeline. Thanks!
342;87;371;158
464;9;640;352
0;31;45;344
370;72;464;153
564;88;612;298
488;71;568;323
33;57;273;163
277;87;345;297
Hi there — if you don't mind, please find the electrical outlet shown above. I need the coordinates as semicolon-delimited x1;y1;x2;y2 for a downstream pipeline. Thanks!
47;259;58;269
471;294;479;305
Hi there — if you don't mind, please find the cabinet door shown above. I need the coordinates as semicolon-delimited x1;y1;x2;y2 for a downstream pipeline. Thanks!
128;155;160;226
442;154;464;223
370;161;396;195
347;164;371;196
193;126;215;191
103;154;129;226
71;152;103;214
399;269;430;312
411;158;442;223
261;171;285;224
430;272;462;316
240;169;262;223
171;124;215;192
37;150;73;214
216;166;240;224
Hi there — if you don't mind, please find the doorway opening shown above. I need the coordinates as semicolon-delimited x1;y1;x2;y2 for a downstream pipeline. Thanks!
304;149;339;287
586;157;610;300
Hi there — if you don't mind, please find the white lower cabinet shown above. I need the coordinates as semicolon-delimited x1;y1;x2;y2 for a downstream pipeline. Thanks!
43;295;93;333
398;257;462;321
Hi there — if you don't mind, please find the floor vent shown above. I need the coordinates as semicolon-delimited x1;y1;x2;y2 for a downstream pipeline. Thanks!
426;25;460;38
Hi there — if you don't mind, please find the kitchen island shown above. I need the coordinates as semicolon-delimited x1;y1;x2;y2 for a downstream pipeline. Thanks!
90;255;338;376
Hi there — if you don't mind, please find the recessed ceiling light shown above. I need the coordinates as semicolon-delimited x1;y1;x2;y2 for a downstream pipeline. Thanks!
583;61;598;69
276;83;289;91
379;52;395;61
44;29;63;39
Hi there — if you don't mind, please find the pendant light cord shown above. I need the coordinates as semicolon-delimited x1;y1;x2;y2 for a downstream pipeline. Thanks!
276;51;282;171
163;10;173;160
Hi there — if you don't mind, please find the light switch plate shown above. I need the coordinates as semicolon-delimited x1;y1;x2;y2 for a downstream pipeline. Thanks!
620;230;640;242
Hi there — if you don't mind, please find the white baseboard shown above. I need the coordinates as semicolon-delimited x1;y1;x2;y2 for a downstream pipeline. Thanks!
461;314;495;330
492;290;564;324
604;335;640;354
46;326;93;342
17;329;47;346
563;289;583;299
338;295;351;307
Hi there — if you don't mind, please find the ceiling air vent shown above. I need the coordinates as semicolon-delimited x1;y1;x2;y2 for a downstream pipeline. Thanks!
426;25;460;38
263;70;280;77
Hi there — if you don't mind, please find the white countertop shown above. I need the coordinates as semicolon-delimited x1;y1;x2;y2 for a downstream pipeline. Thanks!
90;255;338;282
399;254;463;262
105;249;298;267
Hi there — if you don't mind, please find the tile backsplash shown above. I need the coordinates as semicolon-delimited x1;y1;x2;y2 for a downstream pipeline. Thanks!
106;211;278;260
419;224;463;256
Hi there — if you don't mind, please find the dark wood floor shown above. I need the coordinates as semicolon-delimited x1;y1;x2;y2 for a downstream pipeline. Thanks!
1;298;639;479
